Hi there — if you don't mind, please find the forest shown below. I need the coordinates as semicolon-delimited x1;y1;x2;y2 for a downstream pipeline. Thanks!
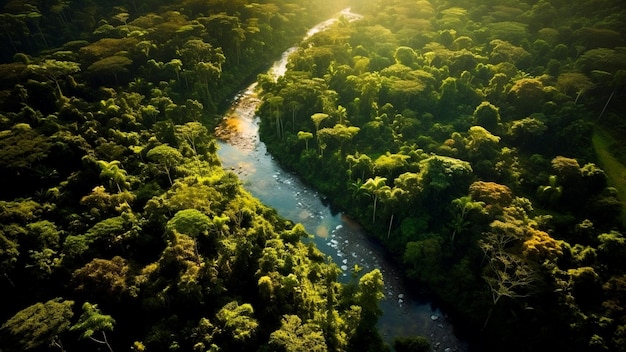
255;0;626;351
0;0;394;351
0;0;625;351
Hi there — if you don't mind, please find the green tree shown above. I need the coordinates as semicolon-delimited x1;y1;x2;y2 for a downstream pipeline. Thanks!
537;175;562;205
0;13;28;53
394;46;418;66
189;317;218;352
71;256;129;301
26;59;80;99
166;58;183;82
317;124;360;156
166;209;212;238
466;126;501;163
216;301;258;343
141;104;160;124
508;78;547;115
96;160;130;193
178;39;225;108
360;176;387;224
417;156;473;200
437;75;462;114
380;186;407;239
0;124;53;191
297;131;313;151
346;152;372;181
267;95;285;139
87;55;133;85
373;153;409;180
1;298;74;351
135;40;157;57
350;269;384;349
403;237;443;282
473;101;500;131
147;144;183;186
269;315;327;352
597;231;626;271
83;215;136;257
489;39;531;66
556;72;594;102
311;113;330;136
449;196;485;244
509;116;547;151
70;302;116;352
287;100;304;131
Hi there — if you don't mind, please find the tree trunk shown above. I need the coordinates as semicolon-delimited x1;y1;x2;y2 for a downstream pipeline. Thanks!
372;196;378;224
597;90;615;120
387;213;394;239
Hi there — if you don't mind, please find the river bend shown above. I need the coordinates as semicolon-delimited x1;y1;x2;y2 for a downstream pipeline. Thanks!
215;8;468;351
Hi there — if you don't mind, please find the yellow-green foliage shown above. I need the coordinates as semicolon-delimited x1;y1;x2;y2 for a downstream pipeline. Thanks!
79;37;139;64
522;228;562;261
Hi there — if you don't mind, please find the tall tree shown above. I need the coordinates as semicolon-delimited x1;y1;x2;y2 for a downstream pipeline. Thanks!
360;176;387;224
311;113;330;136
26;59;80;99
449;196;485;244
380;186;407;239
96;160;129;193
70;302;116;352
147;144;183;186
351;269;384;348
297;131;313;151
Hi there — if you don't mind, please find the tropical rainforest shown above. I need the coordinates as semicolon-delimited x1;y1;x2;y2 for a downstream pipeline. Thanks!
0;0;392;351
0;0;625;352
256;0;626;351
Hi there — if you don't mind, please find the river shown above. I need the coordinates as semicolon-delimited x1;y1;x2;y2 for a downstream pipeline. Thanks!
215;8;468;352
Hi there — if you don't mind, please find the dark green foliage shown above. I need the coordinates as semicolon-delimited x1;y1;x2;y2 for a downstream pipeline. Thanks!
0;123;54;199
1;298;74;351
269;314;328;352
1;0;625;351
393;336;431;352
254;1;626;351
473;101;500;131
0;1;394;352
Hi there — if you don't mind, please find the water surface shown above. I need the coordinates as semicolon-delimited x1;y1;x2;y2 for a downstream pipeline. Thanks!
215;9;468;351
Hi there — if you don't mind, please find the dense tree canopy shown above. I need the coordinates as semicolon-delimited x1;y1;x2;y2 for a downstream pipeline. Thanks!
255;0;626;351
0;1;396;352
1;0;625;351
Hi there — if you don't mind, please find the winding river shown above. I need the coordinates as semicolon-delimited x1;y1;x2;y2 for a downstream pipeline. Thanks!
215;9;468;351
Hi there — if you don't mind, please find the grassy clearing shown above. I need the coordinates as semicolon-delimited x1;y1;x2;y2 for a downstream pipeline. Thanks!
592;126;626;226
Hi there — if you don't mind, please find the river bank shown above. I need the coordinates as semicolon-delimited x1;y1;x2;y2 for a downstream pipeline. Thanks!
213;12;470;345
215;90;468;351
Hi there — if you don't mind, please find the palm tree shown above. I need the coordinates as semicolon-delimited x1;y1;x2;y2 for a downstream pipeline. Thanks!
267;95;285;139
287;100;303;131
360;176;387;224
297;131;313;151
380;187;407;239
449;196;485;244
97;160;129;193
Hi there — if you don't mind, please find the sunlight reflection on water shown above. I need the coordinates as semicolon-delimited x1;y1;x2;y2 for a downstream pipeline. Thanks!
216;90;468;351
215;8;468;351
315;225;329;238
